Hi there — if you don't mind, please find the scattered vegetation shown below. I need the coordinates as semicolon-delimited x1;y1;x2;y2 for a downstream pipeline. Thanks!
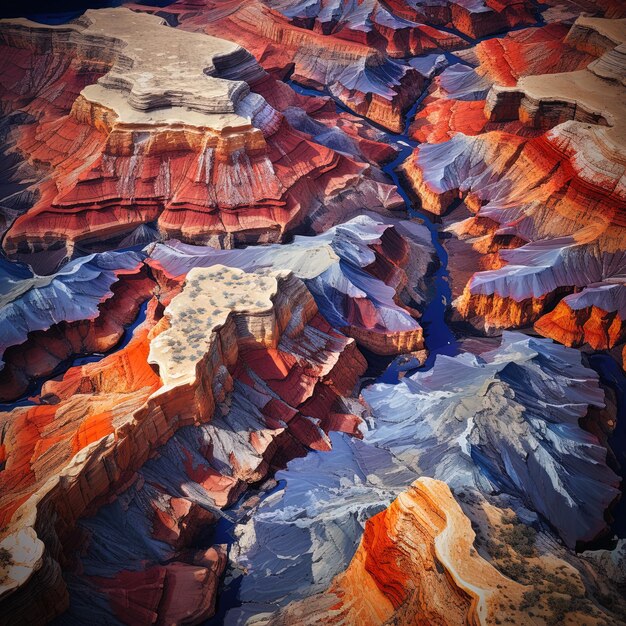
486;514;536;573
520;589;540;610
480;512;623;624
500;514;537;557
0;547;12;568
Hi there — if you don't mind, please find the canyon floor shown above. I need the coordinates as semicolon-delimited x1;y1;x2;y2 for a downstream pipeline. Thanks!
0;1;625;625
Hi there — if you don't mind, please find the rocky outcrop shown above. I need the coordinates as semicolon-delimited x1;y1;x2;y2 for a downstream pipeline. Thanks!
401;18;626;341
130;0;542;132
268;478;526;626
566;15;626;55
147;214;435;355
216;333;623;625
0;266;366;624
409;24;596;143
209;428;412;625
262;0;537;44
0;251;152;401
264;0;469;57
0;252;143;365
534;283;626;357
393;0;538;40
0;8;400;264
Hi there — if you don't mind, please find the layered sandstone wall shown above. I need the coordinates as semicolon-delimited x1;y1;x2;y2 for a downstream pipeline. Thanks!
0;8;401;267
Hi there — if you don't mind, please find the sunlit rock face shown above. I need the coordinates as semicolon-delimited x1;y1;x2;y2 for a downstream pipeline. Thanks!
408;23;597;144
147;214;435;355
0;7;401;267
266;477;626;626
0;265;367;624
535;283;626;353
269;478;528;626
401;17;626;365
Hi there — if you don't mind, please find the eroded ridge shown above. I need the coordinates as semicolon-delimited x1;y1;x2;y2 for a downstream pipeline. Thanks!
0;8;400;264
401;17;626;364
0;265;366;624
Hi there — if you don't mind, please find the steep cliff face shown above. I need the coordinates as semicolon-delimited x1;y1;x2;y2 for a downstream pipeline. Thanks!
0;266;366;624
279;479;625;626
534;284;626;353
147;214;435;355
0;8;401;266
401;17;626;357
0;321;160;625
409;23;596;143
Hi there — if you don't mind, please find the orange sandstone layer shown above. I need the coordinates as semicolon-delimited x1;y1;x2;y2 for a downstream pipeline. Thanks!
410;24;596;143
534;284;626;365
268;478;621;625
269;478;526;625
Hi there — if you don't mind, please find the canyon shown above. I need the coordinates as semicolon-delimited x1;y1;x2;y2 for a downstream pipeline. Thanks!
0;1;624;625
401;14;626;366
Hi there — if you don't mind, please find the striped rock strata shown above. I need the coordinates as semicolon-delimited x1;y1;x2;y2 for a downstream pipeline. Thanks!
401;17;626;365
0;8;400;266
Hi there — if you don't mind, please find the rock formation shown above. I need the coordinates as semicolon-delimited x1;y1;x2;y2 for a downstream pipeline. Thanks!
401;17;626;367
0;8;401;266
0;2;625;625
147;214;435;355
0;266;366;624
268;477;626;625
535;283;626;352
214;333;624;626
364;332;620;548
409;23;596;143
268;478;526;626
131;0;468;132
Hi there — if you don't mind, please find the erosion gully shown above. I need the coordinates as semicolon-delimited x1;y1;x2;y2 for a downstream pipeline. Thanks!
0;274;150;412
287;76;459;377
